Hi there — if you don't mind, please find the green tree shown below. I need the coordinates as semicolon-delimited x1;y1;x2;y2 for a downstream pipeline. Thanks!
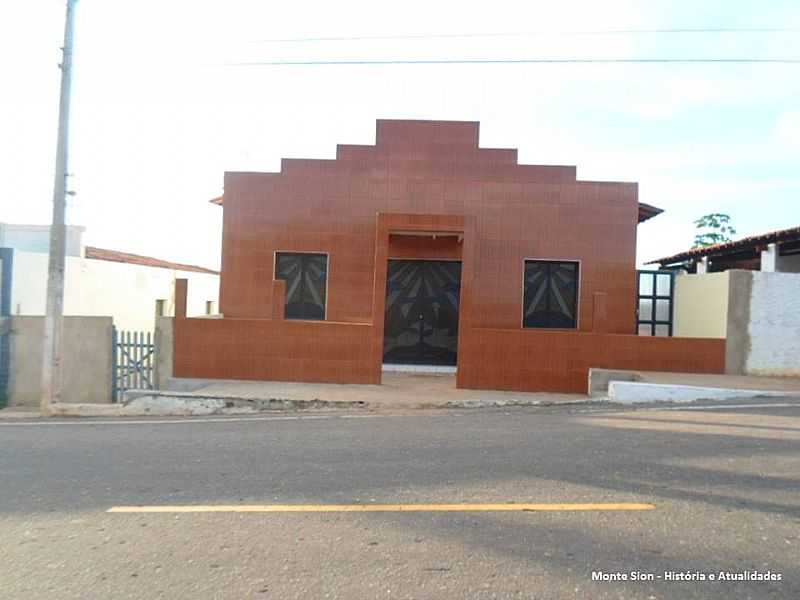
693;213;737;248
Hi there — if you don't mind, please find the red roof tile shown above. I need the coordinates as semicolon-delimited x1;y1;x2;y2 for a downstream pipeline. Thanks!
648;225;800;266
84;246;219;275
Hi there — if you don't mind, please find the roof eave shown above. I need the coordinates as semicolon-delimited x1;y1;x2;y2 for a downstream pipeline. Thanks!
647;225;800;266
637;202;664;224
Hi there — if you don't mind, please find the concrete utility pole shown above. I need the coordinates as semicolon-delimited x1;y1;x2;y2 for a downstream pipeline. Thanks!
41;0;78;416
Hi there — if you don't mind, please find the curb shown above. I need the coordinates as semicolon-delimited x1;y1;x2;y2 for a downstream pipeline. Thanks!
10;392;599;419
46;392;369;418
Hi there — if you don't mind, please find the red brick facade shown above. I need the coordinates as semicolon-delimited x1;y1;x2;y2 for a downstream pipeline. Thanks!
173;120;725;392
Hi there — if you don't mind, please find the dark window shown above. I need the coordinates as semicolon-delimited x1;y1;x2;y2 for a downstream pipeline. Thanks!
275;252;328;320
523;260;579;329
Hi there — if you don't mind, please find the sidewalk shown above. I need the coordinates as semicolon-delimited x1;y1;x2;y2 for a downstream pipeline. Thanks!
4;371;800;419
0;406;41;419
0;373;587;419
176;370;800;412
189;372;584;410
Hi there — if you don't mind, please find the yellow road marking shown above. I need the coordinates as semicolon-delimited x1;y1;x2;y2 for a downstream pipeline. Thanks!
108;503;655;513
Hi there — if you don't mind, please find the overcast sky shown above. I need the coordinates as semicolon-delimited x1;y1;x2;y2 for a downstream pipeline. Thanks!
2;0;798;269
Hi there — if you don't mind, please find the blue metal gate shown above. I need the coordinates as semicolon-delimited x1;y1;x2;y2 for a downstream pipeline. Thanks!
0;248;13;408
112;328;155;402
0;329;8;409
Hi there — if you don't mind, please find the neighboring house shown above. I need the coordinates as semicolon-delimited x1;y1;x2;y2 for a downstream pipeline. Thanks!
645;226;800;374
650;225;800;274
171;119;726;393
646;226;800;378
0;223;219;331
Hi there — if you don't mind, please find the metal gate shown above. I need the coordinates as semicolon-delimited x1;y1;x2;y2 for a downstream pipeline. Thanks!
112;328;155;401
637;270;675;336
383;260;462;366
0;328;8;409
0;248;13;408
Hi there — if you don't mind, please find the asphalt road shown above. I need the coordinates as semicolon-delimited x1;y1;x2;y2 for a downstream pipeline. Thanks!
1;401;799;599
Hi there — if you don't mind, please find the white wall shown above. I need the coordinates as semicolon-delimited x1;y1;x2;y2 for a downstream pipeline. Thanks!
9;249;219;331
9;250;52;315
0;223;84;257
745;272;800;377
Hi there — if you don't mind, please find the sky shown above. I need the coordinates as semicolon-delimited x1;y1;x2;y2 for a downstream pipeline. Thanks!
1;0;798;270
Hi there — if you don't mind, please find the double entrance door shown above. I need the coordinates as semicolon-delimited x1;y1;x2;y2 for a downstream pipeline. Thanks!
382;260;462;366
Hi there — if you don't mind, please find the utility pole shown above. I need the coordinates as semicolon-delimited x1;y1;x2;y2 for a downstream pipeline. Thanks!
41;0;78;416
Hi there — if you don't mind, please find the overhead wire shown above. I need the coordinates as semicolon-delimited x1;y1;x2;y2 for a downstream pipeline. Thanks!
233;27;800;68
250;27;800;44
227;58;800;66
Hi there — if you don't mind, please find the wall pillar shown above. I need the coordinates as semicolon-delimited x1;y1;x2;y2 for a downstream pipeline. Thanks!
175;278;188;319
760;243;778;272
154;316;173;390
696;256;709;274
724;270;753;374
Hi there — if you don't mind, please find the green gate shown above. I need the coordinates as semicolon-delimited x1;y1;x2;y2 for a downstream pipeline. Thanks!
112;328;155;402
0;248;13;408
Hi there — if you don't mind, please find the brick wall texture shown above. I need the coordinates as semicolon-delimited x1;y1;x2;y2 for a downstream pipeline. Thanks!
174;120;725;392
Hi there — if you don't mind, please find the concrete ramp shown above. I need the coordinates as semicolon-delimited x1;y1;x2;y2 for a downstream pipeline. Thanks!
589;367;800;405
607;381;795;405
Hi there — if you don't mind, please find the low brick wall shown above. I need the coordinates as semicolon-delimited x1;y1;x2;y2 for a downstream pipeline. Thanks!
457;328;726;393
173;317;376;385
174;318;726;394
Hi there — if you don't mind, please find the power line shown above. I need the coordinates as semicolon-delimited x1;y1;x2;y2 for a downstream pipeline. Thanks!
227;58;800;67
251;27;800;44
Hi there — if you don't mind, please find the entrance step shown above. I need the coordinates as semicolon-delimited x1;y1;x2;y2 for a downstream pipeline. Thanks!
382;364;457;374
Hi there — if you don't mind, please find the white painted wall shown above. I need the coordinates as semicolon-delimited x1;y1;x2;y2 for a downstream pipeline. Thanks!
745;272;800;377
9;250;54;315
0;223;84;257
9;249;219;331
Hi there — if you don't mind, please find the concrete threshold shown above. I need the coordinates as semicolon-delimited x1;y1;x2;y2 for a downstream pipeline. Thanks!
382;364;457;374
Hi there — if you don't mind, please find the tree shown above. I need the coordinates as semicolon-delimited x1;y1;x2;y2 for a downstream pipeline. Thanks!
693;213;737;248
